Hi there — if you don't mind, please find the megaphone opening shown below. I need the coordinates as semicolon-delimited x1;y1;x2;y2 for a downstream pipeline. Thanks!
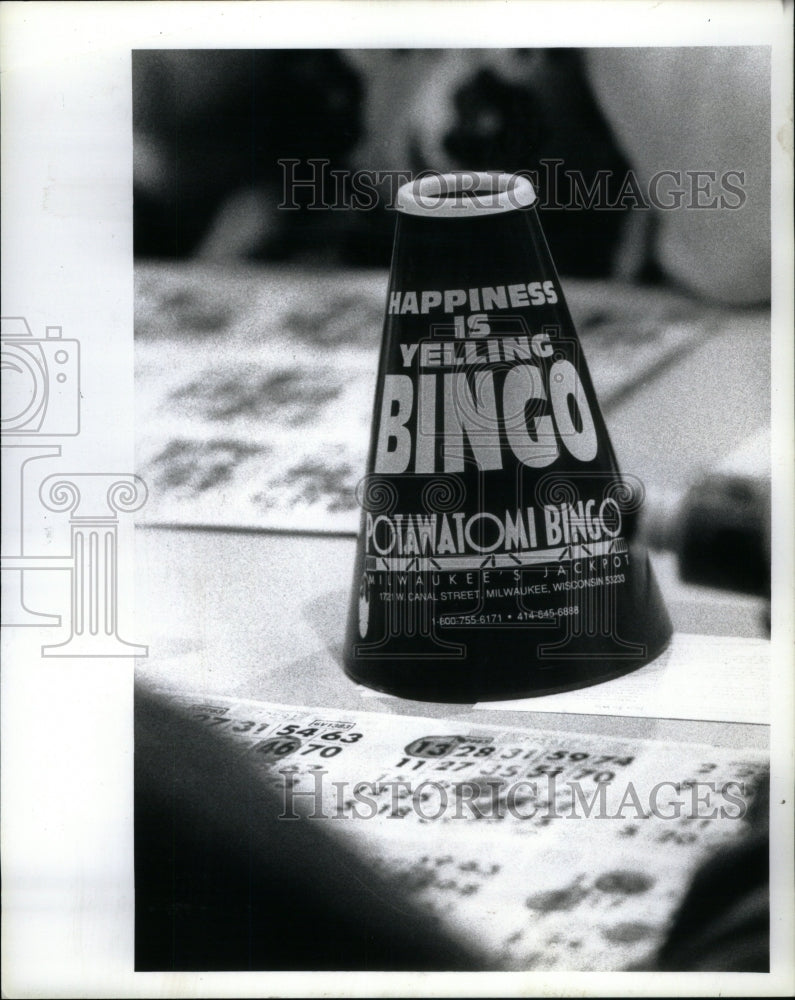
397;171;536;218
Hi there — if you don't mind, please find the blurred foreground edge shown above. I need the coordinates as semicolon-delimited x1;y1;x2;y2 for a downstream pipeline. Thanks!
134;683;481;971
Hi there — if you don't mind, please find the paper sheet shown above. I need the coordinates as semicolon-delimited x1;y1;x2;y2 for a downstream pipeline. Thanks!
160;692;768;972
135;265;721;532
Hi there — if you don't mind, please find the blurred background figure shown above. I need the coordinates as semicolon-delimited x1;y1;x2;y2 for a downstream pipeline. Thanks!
585;47;770;305
133;47;769;302
133;50;365;262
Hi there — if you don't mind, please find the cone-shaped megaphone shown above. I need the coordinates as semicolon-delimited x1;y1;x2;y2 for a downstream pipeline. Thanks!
344;171;672;702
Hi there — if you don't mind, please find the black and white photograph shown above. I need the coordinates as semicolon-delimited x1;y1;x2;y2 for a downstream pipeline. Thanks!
2;2;794;996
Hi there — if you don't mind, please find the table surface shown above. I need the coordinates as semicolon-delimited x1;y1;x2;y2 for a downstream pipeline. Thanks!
135;526;769;749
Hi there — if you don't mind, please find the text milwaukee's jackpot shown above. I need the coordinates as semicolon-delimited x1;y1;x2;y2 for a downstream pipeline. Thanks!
343;173;672;702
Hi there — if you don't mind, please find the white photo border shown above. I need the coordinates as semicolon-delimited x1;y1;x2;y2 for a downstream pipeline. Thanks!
1;1;793;997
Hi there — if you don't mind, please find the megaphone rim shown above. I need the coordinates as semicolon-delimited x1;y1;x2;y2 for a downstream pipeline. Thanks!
396;171;537;218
